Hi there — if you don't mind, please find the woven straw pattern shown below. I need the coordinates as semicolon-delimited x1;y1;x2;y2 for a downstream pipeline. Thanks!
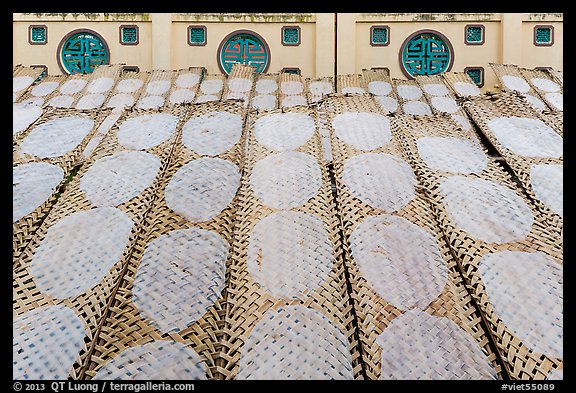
362;68;400;114
13;103;44;139
323;95;501;379
306;76;334;104
166;67;204;106
83;100;246;380
519;67;563;112
392;78;432;116
392;113;563;380
442;71;482;98
251;73;279;111
13;106;187;380
463;93;563;231
72;64;123;110
220;106;361;380
44;74;91;109
103;69;150;112
17;74;67;107
279;72;309;108
136;69;175;110
195;74;225;103
222;63;256;108
13;65;45;103
337;73;367;95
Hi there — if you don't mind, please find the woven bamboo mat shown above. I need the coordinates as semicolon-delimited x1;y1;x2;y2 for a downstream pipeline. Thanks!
43;74;91;109
222;63;256;109
251;73;279;111
322;95;502;380
463;93;563;230
337;73;368;95
13;107;112;263
414;74;481;145
17;74;67;107
442;71;483;99
362;68;400;114
519;67;563;113
103;69;151;112
166;67;204;106
13;102;45;140
220;106;361;379
306;76;334;104
136;69;175;110
538;111;563;137
279;71;309;108
392;78;433;116
392;113;563;380
315;100;334;163
13;106;189;380
13;65;45;103
545;68;563;87
83;100;246;380
195;74;225;103
71;64;123;110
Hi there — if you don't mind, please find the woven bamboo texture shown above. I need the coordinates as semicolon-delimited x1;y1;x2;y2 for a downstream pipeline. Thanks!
519;67;563;113
279;71;309;108
306;76;334;104
315;100;334;163
322;95;502;380
538;111;563;137
415;74;481;145
337;73;368;95
165;67;204;106
83;100;246;380
195;74;225;103
13;106;189;380
13;65;44;102
44;74;91;109
71;64;124;110
392;113;563;380
362;68;400;114
442;71;483;99
103;68;151;112
136;69;175;110
220;106;362;380
222;63;256;109
545;67;563;87
17;74;67;107
463;93;563;233
13;107;112;262
251;73;279;111
392;78;433;116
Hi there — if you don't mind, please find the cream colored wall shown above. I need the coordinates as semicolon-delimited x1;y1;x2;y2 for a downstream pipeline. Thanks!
521;21;563;70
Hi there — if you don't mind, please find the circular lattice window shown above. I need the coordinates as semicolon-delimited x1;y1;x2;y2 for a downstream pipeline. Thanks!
58;30;110;74
218;31;270;74
400;30;454;78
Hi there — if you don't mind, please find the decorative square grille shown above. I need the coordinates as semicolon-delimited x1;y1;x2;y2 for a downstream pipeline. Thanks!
466;26;483;44
122;27;138;43
465;67;484;86
30;26;47;44
371;27;389;45
282;27;300;45
189;27;206;45
535;27;552;44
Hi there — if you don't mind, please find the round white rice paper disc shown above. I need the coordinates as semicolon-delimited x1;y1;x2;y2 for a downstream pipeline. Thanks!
59;79;87;95
237;305;354;380
200;79;223;95
75;93;106;109
332;111;392;150
182;111;242;156
93;341;207;380
452;81;480;97
20;116;94;158
501;75;530;93
175;73;200;88
13;162;64;222
13;305;86;380
530;164;563;217
116;78;143;93
422;83;450;96
228;77;252;93
403;101;432;115
47;95;74;108
252;94;277;110
522;94;547;112
106;93;135;110
31;81;59;97
544;92;563;111
169;89;195;104
281;80;304;95
246;211;333;299
117;113;179;150
281;95;307;108
253;112;316;151
530;78;560;93
368;81;392;96
13;103;43;135
13;75;35;92
145;80;170;95
486;116;563;158
343;153;417;212
396;85;423;100
30;207;134;299
430;96;459;114
256;79;278;94
80;150;161;207
417;136;488;174
132;228;228;333
376;310;497;379
375;96;398;114
439;176;534;243
137;95;165;109
195;94;219;103
250;151;322;210
309;81;333;96
165;157;240;223
87;77;115;94
478;250;563;357
351;215;448;311
450;114;472;131
547;369;563;380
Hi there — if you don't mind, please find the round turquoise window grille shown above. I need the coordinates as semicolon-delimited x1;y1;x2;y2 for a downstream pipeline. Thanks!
218;31;270;74
58;30;110;74
400;31;453;78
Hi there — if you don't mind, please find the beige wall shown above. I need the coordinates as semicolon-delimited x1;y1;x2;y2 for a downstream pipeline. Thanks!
13;12;562;91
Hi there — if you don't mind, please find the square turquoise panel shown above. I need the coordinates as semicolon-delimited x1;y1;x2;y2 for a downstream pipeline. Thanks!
466;26;483;44
535;27;552;44
282;27;300;45
122;27;138;44
30;26;47;44
371;27;389;45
